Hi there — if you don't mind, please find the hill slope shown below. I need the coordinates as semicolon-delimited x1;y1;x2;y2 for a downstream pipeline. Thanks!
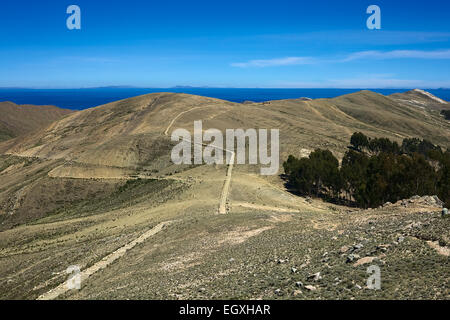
0;102;73;142
0;90;449;300
1;90;449;171
389;89;450;111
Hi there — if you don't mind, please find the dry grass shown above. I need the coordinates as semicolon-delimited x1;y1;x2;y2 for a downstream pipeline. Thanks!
0;90;449;300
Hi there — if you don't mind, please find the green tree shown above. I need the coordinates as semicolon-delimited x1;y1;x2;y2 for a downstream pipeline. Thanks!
309;149;340;197
441;109;450;120
368;137;400;155
341;150;369;205
284;133;447;209
437;151;450;207
350;132;369;151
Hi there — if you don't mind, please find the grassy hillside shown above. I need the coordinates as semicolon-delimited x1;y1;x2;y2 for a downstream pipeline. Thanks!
0;102;74;142
2;91;449;169
0;90;448;300
390;89;450;111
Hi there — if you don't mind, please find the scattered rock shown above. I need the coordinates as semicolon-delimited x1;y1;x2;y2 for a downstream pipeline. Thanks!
427;240;450;257
305;285;317;291
354;256;377;267
291;267;298;274
339;245;350;253
333;277;342;286
442;208;448;217
293;290;302;296
433;195;444;207
406;195;444;207
397;236;405;243
346;253;360;263
199;287;206;293
295;281;304;288
375;244;389;253
228;258;235;263
274;289;282;296
308;272;322;281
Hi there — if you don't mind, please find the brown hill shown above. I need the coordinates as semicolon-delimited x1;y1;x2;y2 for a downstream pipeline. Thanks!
1;89;448;226
1;90;449;172
0;90;449;300
390;89;450;111
0;101;73;141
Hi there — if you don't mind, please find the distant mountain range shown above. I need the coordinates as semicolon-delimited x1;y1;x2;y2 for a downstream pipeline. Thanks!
1;86;449;90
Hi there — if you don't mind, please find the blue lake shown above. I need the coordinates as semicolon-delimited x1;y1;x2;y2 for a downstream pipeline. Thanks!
1;88;449;110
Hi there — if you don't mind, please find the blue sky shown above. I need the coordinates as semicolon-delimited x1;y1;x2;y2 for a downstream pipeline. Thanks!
0;0;449;88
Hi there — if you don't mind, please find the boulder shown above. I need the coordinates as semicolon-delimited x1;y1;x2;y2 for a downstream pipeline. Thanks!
346;253;360;263
353;256;377;267
307;272;322;281
305;285;317;291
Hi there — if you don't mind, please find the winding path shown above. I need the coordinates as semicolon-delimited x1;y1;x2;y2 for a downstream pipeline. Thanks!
36;106;235;300
164;106;234;214
37;221;172;300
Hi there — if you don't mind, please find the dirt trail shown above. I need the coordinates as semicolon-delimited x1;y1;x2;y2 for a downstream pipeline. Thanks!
234;202;299;213
37;221;171;300
35;106;242;299
163;106;204;136
164;107;234;214
426;240;450;257
218;151;234;214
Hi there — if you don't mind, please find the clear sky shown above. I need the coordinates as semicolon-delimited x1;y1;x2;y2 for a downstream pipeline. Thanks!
0;0;449;88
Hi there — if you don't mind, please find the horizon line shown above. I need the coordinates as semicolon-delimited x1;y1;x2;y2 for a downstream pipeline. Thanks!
1;86;449;90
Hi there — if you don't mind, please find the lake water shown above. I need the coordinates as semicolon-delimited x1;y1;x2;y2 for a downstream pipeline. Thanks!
1;88;449;110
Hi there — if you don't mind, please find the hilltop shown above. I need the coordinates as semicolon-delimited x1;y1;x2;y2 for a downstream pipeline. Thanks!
390;89;450;111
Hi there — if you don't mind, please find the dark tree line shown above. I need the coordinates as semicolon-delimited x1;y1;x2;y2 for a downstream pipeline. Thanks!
283;132;450;208
441;109;450;120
